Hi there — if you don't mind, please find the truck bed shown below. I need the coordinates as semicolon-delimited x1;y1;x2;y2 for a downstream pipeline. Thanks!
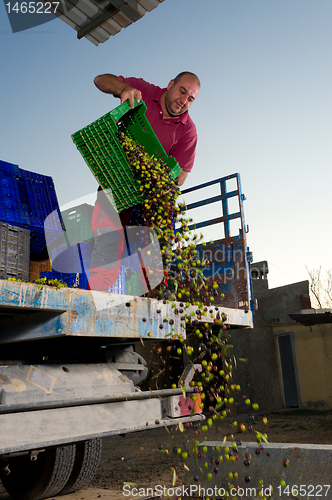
0;279;252;347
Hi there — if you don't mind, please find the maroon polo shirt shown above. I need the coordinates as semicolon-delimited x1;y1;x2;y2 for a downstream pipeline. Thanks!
118;76;197;172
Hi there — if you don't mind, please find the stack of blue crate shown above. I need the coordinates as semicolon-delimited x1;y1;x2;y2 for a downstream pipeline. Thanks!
41;239;125;292
0;160;63;253
108;266;125;294
40;270;89;289
41;241;91;290
0;161;127;290
51;241;93;274
41;265;125;292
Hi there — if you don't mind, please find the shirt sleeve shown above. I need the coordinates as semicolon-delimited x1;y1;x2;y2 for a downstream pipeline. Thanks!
170;126;197;172
118;76;153;99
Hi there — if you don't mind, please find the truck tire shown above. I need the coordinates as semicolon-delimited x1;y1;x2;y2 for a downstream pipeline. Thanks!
1;445;75;500
60;438;102;495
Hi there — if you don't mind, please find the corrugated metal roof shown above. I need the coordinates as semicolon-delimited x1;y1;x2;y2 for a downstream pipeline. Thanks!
289;311;332;326
56;0;165;46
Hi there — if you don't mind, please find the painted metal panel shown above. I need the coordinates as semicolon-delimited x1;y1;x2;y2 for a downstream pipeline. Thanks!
0;273;252;345
0;280;186;342
184;304;253;328
0;399;204;454
0;363;135;406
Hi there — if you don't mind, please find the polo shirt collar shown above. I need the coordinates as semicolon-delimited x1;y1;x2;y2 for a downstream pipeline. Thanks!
153;87;188;125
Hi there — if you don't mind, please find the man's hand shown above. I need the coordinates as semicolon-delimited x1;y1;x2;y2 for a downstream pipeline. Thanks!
176;170;188;186
120;87;142;109
94;74;141;109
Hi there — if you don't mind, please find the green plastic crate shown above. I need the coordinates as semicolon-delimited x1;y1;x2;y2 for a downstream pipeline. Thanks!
61;204;94;245
125;273;143;296
72;100;182;213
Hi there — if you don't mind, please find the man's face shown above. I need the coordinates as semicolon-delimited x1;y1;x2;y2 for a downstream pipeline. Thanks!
164;75;200;118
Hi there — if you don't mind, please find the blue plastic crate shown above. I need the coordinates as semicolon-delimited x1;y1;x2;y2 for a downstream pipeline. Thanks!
21;169;61;230
121;226;151;274
108;265;125;294
28;230;46;253
0;163;27;225
0;160;63;252
0;160;20;179
41;265;125;293
52;242;93;262
0;208;22;226
51;242;93;274
0;162;33;227
40;270;90;290
120;250;141;274
28;227;62;253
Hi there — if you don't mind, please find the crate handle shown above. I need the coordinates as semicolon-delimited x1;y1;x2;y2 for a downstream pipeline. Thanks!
109;98;146;123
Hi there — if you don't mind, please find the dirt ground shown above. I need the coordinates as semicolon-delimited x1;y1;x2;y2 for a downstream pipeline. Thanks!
1;409;332;499
91;408;332;491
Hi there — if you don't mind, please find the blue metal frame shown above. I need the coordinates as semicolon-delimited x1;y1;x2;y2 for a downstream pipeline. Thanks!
181;173;246;240
181;173;255;314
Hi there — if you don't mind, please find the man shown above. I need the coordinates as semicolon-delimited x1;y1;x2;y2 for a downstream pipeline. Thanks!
89;72;200;291
94;72;200;186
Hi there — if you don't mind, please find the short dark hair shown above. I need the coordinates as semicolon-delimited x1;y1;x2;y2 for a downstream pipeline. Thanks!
174;72;200;87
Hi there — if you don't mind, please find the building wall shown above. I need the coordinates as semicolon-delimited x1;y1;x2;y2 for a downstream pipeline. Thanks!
230;280;311;412
135;274;329;413
273;323;332;409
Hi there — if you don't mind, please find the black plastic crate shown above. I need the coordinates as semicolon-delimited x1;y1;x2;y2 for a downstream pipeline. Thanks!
0;222;30;281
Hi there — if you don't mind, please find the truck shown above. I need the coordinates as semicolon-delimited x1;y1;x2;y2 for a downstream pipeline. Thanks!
0;172;255;500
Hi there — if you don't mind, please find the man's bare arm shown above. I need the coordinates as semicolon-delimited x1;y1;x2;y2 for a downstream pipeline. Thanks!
94;74;141;109
176;170;189;187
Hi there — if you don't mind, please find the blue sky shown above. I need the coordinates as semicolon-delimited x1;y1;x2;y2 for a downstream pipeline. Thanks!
1;0;331;290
